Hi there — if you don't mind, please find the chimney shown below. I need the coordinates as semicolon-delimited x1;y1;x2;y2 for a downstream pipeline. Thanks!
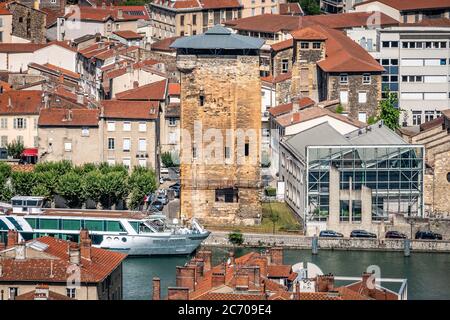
15;242;26;260
76;93;84;105
117;9;123;19
7;96;12;109
7;230;18;249
0;242;5;251
293;100;300;112
269;247;283;265
0;263;3;277
242;266;260;287
102;2;106;9
65;109;73;121
167;287;189;300
33;0;39;10
34;284;50;300
211;272;225;288
176;266;196;291
133;81;139;89
188;258;204;278
228;250;235;266
315;274;335;292
152;277;161;300
253;257;268;278
69;243;81;265
80;229;92;261
196;250;212;272
235;273;249;291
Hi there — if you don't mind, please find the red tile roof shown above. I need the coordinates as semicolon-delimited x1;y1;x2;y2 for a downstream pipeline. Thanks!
116;79;167;101
151;36;180;52
0;236;126;283
101;100;159;120
38;108;99;127
267;265;292;278
269;97;315;117
400;18;450;27
291;26;328;40
200;0;241;9
64;6;143;22
354;0;450;11
153;0;241;10
419;116;444;131
28;63;80;80
153;0;201;9
113;30;144;40
194;292;266;300
270;38;293;52
225;12;398;33
15;288;74;300
0;3;12;15
0;90;42;115
0;43;47;53
275;106;366;128
280;3;304;15
168;83;181;96
344;281;398;300
261;71;292;84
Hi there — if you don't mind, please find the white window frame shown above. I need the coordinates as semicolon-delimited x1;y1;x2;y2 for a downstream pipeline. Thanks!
123;122;131;131
123;138;131;151
107;121;116;132
340;91;348;104
339;74;348;84
138;122;147;132
358;91;367;103
64;142;72;152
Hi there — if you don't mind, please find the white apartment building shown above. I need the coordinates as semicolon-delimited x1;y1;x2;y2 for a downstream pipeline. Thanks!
347;25;450;127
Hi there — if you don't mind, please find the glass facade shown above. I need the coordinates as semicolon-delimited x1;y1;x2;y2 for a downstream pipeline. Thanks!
307;146;424;222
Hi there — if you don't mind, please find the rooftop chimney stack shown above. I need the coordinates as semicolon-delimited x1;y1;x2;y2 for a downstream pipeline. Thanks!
269;247;283;265
167;287;189;300
80;229;92;261
196;250;212;272
176;266;196;291
15;242;27;260
7;230;18;249
152;277;161;300
69;243;81;265
211;272;225;288
118;9;123;19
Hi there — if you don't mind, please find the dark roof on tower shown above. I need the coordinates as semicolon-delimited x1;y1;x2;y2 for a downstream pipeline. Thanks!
170;25;264;50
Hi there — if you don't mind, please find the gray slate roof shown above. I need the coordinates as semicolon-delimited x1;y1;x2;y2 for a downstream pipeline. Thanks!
170;25;265;50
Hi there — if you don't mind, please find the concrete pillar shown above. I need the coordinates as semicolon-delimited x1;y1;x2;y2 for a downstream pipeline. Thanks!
361;186;372;227
328;166;340;226
312;235;318;255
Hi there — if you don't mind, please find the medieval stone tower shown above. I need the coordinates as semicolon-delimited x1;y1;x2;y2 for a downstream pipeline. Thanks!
290;27;327;102
171;25;264;226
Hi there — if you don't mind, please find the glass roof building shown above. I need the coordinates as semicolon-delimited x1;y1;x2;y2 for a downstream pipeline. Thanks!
279;121;424;234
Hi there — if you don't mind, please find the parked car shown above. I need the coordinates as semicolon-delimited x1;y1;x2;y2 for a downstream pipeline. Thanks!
148;200;164;212
415;231;442;240
169;182;181;198
156;193;169;205
385;231;407;239
319;230;344;238
350;230;377;238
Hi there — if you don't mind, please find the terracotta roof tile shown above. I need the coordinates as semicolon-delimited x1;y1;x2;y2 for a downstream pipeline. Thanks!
354;0;450;11
151;37;180;52
113;30;144;40
267;265;292;278
38;108;99;127
101;100;159;120
0;43;47;53
270;38;293;52
29;63;80;80
0;90;42;115
279;3;304;15
15;289;74;300
400;18;450;27
168;83;180;96
291;27;328;40
200;0;241;9
116;79;167;101
269;97;315;117
261;71;292;84
194;292;266;300
64;6;143;22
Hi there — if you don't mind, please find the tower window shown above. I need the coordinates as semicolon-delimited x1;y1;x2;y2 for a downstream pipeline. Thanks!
244;142;249;157
215;188;239;203
199;94;205;106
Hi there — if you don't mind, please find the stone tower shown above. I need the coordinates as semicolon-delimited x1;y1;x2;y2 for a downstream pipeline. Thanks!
171;25;264;226
290;27;327;102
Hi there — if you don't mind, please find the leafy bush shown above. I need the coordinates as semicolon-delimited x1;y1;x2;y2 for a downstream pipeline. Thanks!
228;230;244;246
335;104;344;114
265;187;276;197
6;140;24;159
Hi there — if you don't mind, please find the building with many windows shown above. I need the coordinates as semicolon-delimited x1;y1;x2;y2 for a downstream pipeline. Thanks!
347;23;450;127
279;121;424;236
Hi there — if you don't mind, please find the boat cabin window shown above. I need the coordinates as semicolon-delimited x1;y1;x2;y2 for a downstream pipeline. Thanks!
139;222;153;233
39;219;59;230
61;219;82;231
105;221;125;232
85;220;104;231
0;220;9;231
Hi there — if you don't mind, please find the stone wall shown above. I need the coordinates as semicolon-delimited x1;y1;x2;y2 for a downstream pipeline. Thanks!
275;78;291;105
272;48;293;78
178;54;262;226
327;73;381;120
9;2;46;43
204;231;450;252
424;150;450;216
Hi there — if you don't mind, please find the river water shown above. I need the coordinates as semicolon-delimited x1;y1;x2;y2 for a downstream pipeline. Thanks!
122;247;450;300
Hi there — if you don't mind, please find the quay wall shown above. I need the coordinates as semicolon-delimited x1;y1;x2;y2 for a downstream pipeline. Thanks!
204;231;450;253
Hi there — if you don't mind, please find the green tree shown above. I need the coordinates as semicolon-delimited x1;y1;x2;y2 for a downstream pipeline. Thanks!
378;92;401;130
291;0;321;15
33;171;58;207
82;170;104;208
0;174;12;202
99;171;129;209
0;162;12;178
35;160;73;176
11;171;36;195
6;140;25;159
56;172;85;208
161;152;174;168
228;230;244;246
128;168;157;209
335;104;344;114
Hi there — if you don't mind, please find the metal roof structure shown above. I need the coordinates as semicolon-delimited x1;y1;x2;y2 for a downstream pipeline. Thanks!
170;25;265;50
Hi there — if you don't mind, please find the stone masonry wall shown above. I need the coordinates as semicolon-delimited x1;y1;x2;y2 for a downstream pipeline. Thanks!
272;48;293;78
424;150;450;215
178;54;262;226
9;2;46;43
328;73;381;120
